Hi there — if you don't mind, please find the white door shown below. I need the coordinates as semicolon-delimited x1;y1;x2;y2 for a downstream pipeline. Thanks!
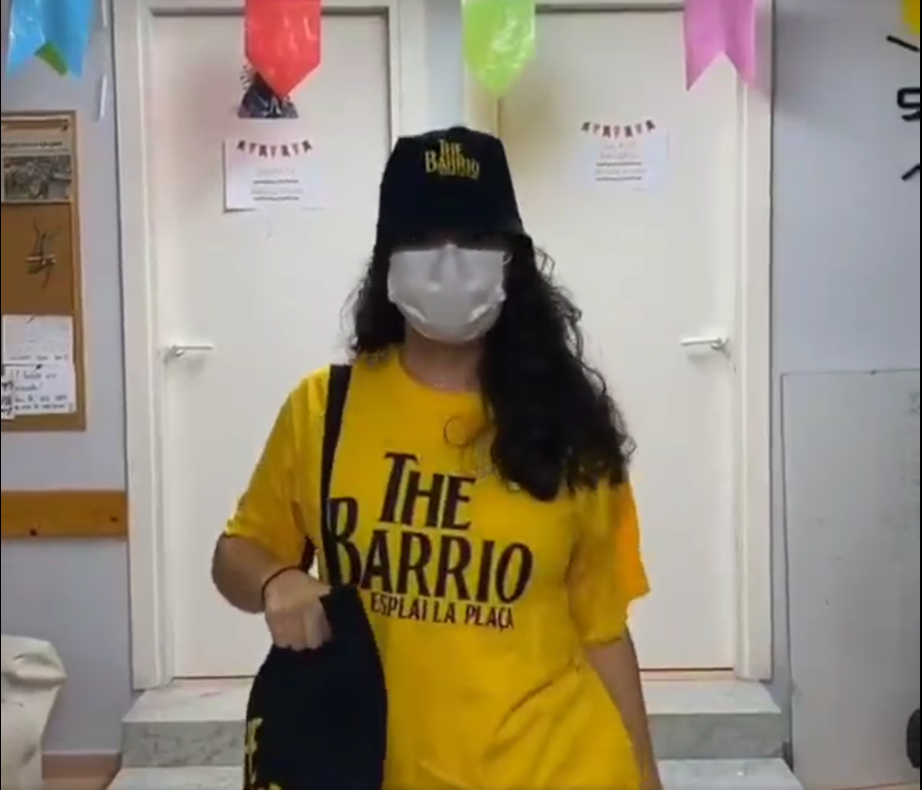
147;9;422;677
493;9;744;669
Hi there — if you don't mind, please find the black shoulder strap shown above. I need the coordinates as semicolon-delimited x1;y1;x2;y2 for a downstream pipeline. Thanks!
319;364;352;588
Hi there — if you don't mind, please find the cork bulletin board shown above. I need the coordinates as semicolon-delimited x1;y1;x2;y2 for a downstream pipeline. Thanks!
1;112;85;432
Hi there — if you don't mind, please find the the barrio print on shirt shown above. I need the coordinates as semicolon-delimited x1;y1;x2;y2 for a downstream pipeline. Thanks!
328;451;534;632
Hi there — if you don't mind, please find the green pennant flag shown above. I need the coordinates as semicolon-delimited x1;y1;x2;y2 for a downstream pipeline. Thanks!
462;0;536;96
37;43;69;75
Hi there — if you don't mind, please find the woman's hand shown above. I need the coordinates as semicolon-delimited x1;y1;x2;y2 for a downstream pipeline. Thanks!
262;569;331;649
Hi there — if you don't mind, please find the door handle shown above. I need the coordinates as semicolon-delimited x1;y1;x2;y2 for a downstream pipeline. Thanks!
164;342;214;360
680;335;729;353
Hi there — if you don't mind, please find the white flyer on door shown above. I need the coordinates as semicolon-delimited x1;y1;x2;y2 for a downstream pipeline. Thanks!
223;119;326;211
577;119;669;191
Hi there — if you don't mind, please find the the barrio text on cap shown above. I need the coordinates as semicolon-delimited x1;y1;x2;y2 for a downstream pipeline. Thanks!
424;138;480;180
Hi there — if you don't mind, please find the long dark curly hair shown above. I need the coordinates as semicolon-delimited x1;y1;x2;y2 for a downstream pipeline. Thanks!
348;234;635;501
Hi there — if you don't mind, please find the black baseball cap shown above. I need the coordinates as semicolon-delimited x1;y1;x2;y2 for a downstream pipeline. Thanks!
243;587;387;789
375;126;525;246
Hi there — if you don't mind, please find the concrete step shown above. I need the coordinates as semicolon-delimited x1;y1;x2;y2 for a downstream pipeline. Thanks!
108;759;802;789
121;677;786;767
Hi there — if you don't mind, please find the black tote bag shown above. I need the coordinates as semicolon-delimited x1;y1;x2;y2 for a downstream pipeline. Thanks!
243;365;387;790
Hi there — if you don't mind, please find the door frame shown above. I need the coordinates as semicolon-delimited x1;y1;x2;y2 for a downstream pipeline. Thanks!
113;0;430;690
463;0;774;680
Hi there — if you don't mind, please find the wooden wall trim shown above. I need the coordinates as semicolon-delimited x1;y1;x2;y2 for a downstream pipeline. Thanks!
1;490;127;539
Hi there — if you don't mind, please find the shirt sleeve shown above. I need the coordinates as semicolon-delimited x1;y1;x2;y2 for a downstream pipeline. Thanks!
224;393;310;567
567;480;650;646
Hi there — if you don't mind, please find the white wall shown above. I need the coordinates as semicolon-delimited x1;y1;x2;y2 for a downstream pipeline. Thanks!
771;1;919;787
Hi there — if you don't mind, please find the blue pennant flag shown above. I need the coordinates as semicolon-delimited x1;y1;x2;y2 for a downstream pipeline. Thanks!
7;0;95;76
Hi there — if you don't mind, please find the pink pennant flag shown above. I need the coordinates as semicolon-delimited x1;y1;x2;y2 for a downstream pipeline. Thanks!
685;0;757;89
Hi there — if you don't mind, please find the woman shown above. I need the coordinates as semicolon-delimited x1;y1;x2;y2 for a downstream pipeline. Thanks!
213;127;659;790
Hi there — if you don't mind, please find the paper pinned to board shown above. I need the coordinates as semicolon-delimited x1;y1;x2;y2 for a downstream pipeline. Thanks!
4;363;76;416
0;116;75;203
1;314;74;365
0;374;13;420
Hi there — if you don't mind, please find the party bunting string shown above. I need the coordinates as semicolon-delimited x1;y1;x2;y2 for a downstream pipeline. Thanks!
684;0;757;89
905;0;920;36
463;0;536;97
245;0;322;99
6;0;95;76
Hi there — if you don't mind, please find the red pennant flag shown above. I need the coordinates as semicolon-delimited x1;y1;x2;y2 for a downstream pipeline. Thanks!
245;0;322;98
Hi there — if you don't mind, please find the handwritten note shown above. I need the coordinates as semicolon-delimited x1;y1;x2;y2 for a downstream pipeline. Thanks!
2;314;74;365
5;363;76;416
0;374;13;420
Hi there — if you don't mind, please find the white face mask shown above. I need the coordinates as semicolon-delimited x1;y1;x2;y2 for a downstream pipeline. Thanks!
387;244;508;344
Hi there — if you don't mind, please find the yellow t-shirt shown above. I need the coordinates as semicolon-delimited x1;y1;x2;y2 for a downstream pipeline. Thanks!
227;350;650;790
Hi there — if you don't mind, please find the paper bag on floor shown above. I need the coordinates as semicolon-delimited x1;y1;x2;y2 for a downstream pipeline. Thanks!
1;635;66;790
